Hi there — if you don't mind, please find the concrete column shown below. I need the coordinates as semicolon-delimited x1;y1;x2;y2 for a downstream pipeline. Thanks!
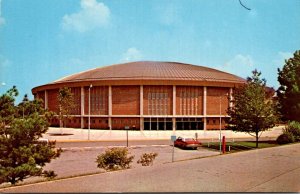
108;86;112;130
203;86;207;130
80;87;85;129
140;85;143;115
140;117;144;131
140;85;144;130
108;118;112;130
172;117;176;131
44;90;48;109
173;85;176;115
172;86;176;131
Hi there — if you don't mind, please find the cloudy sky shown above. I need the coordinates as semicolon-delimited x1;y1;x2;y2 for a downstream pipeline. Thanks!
0;0;299;102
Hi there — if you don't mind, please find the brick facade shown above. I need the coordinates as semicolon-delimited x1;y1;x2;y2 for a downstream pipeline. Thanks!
143;85;173;115
176;86;203;115
206;118;227;130
47;89;59;113
84;86;108;115
206;87;229;115
111;117;140;130
112;86;140;115
82;117;109;129
36;91;45;108
39;85;232;130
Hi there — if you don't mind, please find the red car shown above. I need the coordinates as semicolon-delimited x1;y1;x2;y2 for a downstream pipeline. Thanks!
174;137;201;149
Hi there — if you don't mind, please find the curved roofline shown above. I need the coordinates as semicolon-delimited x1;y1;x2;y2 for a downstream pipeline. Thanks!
32;61;246;93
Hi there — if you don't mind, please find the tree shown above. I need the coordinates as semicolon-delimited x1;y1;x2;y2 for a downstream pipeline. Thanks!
226;70;278;148
57;87;75;133
0;87;61;185
277;50;300;122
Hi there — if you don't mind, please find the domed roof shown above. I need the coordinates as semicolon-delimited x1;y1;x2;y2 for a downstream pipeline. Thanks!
53;61;245;84
32;61;246;93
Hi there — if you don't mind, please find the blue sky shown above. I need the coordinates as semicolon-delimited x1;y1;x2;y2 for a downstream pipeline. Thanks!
0;0;299;103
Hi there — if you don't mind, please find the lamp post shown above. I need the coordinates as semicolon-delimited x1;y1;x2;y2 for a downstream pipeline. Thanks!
219;96;222;154
88;84;93;140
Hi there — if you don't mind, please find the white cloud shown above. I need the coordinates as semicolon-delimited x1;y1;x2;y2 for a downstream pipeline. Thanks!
0;0;5;26
216;54;255;79
61;0;110;33
121;47;143;62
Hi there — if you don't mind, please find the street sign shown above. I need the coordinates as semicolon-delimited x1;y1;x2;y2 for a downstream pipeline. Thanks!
171;135;176;162
171;135;176;142
125;126;129;147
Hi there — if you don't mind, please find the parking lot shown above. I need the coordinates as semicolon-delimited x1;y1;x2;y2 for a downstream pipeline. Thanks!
44;145;219;178
0;145;219;187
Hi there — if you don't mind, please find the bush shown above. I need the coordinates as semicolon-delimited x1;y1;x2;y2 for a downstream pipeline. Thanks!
43;170;57;180
96;147;134;171
137;153;158;166
276;133;295;145
284;121;300;141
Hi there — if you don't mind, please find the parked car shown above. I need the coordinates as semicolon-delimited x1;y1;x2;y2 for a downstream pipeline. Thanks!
174;137;201;150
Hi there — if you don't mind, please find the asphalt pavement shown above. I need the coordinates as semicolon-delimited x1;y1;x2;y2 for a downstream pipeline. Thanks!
1;143;299;192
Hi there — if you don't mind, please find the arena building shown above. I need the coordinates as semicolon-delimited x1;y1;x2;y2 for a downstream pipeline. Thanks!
32;61;245;131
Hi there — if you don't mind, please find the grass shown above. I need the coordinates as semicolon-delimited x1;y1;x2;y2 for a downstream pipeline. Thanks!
202;140;279;153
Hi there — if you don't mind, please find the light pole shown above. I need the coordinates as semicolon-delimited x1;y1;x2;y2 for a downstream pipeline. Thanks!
219;95;222;154
88;84;93;140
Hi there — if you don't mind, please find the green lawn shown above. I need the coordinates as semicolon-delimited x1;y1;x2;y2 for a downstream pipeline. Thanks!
202;141;278;153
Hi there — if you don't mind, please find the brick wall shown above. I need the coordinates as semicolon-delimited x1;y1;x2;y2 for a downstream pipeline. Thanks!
65;117;81;128
84;86;108;115
47;89;59;113
206;118;227;130
112;86;140;115
206;87;229;115
143;85;173;115
176;86;203;115
36;91;45;108
82;117;109;129
111;117;140;130
71;87;81;115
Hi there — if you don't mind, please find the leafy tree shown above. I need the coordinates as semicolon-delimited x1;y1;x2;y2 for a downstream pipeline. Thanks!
277;50;300;122
0;86;61;185
226;70;278;148
57;87;75;133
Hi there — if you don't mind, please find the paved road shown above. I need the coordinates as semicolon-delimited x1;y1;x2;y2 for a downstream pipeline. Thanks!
1;143;299;192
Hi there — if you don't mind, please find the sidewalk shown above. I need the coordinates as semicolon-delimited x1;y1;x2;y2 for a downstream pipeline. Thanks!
42;125;285;142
